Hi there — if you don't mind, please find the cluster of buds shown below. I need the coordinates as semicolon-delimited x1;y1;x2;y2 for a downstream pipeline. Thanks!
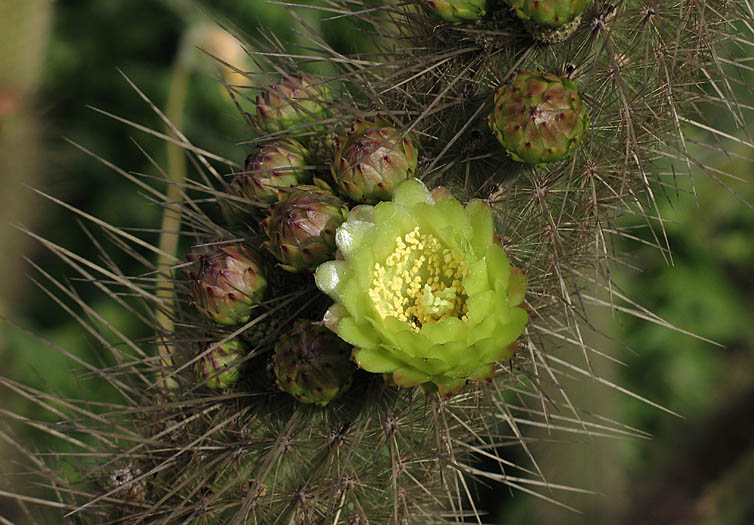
188;71;537;401
419;3;591;160
424;0;588;43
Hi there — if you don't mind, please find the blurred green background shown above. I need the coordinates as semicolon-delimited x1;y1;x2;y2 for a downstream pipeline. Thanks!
0;0;752;523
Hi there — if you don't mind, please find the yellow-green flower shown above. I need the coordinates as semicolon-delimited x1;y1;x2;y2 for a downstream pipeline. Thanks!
315;179;528;395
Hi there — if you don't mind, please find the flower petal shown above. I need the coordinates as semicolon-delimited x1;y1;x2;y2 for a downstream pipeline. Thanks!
392;366;432;387
353;346;404;373
341;278;375;319
390;347;450;375
479;310;528;361
322;303;348;332
466;363;495;383
434;376;467;396
336;219;374;257
347;204;375;223
508;267;528;307
372;200;396;226
466;290;495;326
338;317;381;348
463;259;489;296
485;244;511;291
435;197;470;233
465;199;494;257
478;337;517;364
314;260;347;300
427;341;468;368
421;317;467;345
392;178;430;208
468;311;498;344
394;327;432;358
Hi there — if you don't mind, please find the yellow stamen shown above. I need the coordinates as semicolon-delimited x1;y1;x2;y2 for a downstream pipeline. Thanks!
369;227;467;331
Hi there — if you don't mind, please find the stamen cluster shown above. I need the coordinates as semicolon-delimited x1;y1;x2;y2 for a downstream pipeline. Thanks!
369;227;467;331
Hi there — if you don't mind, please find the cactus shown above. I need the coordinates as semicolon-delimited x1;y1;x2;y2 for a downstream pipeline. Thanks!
3;0;753;523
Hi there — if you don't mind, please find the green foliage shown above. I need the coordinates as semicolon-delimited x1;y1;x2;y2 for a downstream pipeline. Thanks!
619;155;754;461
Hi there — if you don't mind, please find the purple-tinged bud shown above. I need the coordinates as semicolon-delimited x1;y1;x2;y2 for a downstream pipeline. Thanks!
229;139;311;205
331;117;418;205
262;185;349;272
186;244;267;325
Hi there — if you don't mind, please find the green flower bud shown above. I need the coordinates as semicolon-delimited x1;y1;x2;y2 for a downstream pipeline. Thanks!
194;339;247;389
425;0;487;23
315;179;528;395
488;71;590;164
273;320;355;406
262;185;349;272
252;74;331;135
230;139;311;205
504;0;589;29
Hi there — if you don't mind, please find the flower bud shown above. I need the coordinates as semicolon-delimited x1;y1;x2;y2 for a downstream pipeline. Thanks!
331;117;418;205
194;339;247;389
262;185;349;272
186;244;267;325
273;320;355;406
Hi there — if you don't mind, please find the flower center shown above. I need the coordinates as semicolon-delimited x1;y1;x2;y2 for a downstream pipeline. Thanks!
368;227;468;331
